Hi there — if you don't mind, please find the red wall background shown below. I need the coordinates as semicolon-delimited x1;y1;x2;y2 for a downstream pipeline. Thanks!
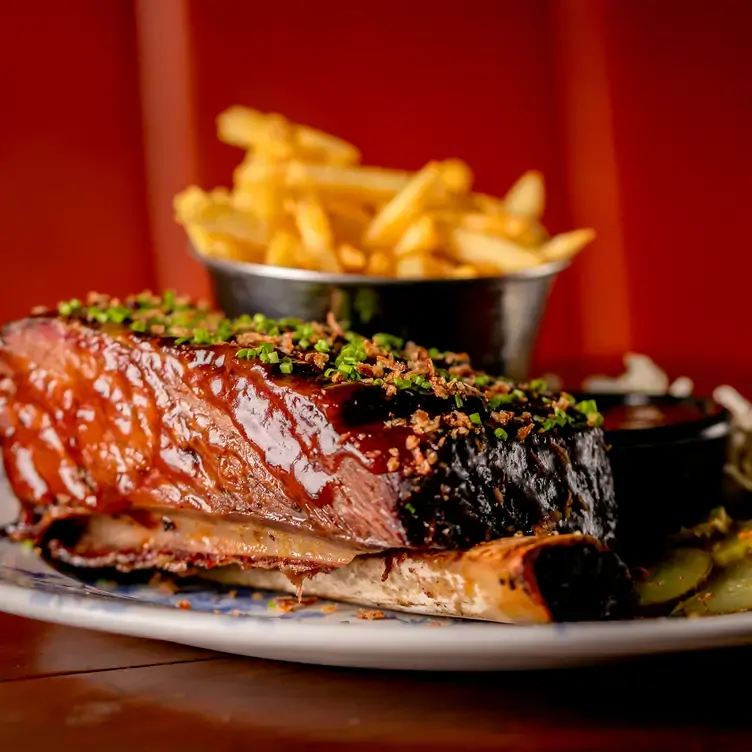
1;0;749;392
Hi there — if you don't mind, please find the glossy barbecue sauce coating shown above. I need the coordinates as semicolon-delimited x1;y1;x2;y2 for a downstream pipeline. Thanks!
0;320;411;549
0;292;617;556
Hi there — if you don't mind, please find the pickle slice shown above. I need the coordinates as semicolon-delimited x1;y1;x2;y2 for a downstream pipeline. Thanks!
711;522;752;567
674;558;752;616
635;548;713;608
672;507;732;542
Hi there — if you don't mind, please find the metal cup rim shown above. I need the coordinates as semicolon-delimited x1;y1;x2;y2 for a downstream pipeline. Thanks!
188;243;571;286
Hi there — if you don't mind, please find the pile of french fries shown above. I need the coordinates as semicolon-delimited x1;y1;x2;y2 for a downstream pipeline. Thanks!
174;106;595;278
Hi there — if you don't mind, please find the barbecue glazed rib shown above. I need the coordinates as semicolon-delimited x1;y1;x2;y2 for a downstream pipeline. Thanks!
0;292;629;621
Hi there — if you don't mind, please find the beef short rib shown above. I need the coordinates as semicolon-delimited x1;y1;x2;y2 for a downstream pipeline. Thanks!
0;294;618;572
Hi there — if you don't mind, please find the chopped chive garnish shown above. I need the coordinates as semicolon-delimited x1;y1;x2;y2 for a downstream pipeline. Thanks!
108;307;130;324
489;394;513;409
280;357;293;374
374;333;404;351
575;399;598;415
469;412;482;425
191;328;214;345
494;427;508;440
553;408;571;427
314;339;330;352
216;319;234;341
454;394;463;408
574;399;604;426
87;307;106;322
58;298;82;316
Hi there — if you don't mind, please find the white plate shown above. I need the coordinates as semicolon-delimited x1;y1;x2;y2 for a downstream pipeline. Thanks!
3;473;752;671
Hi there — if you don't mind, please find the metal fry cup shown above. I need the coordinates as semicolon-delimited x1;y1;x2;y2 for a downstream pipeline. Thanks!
194;247;569;380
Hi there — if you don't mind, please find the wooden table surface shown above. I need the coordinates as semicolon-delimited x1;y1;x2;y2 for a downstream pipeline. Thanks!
1;613;752;751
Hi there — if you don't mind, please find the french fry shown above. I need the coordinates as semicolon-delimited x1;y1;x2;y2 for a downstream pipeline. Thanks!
444;211;547;247
450;228;544;273
504;215;548;247
293;197;342;273
186;224;264;264
394;215;440;257
220;110;296;162
366;251;393;277
217;106;361;165
395;252;433;279
293;123;362;166
454;212;511;236
338;243;367;273
395;252;452;279
232;183;290;232
233;157;289;187
215;236;265;263
285;162;412;200
439;159;473;195
265;230;300;268
428;211;537;247
216;106;267;148
325;198;375;225
174;186;268;246
472;193;507;216
451;264;480;278
541;229;596;262
364;161;444;247
183;222;212;255
503;170;545;219
174;185;230;217
253;115;298;162
324;212;370;248
292;241;317;271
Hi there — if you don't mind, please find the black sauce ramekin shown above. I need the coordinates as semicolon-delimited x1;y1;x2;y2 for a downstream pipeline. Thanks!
574;393;733;559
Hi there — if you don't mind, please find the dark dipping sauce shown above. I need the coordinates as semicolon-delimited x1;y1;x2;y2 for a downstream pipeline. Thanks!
601;401;707;431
